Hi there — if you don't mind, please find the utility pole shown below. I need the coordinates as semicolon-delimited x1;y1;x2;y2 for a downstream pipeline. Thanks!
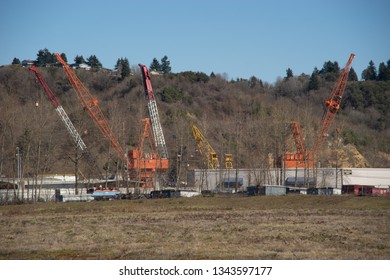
16;147;23;201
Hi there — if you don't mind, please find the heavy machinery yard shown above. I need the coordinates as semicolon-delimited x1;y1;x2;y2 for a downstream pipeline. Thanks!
0;53;390;203
2;54;389;262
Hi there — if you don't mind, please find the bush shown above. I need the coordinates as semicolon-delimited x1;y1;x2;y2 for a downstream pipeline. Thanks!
178;71;209;83
160;86;182;103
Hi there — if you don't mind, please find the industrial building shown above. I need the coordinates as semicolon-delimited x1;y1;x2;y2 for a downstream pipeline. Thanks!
186;168;390;195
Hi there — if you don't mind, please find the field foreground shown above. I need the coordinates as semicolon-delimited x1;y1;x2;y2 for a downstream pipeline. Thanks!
0;195;390;260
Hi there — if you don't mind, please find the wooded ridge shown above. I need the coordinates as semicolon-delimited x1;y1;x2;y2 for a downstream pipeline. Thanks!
1;54;390;182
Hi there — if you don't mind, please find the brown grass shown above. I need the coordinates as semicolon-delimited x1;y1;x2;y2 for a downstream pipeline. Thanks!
0;195;390;260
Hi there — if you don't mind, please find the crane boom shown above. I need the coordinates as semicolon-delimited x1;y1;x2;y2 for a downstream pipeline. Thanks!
55;53;127;163
281;54;354;169
316;53;355;149
283;121;313;169
290;121;306;156
191;124;219;169
29;66;87;151
138;64;168;159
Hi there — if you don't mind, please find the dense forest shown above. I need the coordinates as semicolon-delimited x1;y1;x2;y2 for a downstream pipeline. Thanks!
1;49;390;184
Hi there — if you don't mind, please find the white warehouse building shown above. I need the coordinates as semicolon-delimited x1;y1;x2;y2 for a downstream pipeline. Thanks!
186;168;390;194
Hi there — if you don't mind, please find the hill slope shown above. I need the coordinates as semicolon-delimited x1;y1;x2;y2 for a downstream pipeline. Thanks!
1;65;390;181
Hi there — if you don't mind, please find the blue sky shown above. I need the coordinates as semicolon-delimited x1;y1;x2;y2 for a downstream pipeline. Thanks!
1;0;389;83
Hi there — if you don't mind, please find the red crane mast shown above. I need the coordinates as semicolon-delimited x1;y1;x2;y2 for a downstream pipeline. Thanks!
138;64;169;159
29;66;87;151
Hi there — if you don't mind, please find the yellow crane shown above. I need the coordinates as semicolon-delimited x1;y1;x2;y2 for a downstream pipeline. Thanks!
191;124;233;169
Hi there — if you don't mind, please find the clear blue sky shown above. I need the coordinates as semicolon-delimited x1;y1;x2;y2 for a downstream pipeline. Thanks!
1;0;389;83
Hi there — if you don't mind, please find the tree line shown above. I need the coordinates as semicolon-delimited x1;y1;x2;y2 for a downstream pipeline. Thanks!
10;48;172;81
10;48;389;85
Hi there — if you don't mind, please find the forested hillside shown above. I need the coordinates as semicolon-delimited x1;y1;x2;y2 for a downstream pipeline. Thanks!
1;52;390;183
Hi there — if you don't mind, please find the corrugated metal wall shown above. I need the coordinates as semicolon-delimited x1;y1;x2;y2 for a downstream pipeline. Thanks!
186;168;346;192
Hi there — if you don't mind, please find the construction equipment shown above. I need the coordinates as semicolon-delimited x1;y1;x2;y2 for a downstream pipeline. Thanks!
315;53;355;150
128;118;168;188
29;66;87;151
191;124;233;169
224;153;233;169
192;124;219;169
284;121;313;168
138;64;169;159
283;53;355;169
130;64;170;188
55;53;127;164
56;56;169;189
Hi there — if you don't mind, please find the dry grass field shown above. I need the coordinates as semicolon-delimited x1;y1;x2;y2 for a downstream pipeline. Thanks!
0;195;390;260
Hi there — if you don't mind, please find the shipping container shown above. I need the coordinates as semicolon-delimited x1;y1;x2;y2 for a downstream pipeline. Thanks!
224;178;244;188
258;185;286;196
307;188;318;195
342;185;387;196
318;188;333;196
150;189;180;198
372;187;389;196
342;185;355;194
285;177;316;187
247;186;259;196
354;185;374;196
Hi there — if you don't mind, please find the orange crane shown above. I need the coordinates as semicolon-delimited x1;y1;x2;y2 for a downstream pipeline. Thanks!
56;54;169;188
29;66;87;151
55;53;127;164
315;53;355;151
283;53;355;168
284;121;313;168
129;64;169;188
128;118;168;188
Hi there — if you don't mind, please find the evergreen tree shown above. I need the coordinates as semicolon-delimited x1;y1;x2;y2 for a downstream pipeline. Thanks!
115;57;131;80
286;68;293;79
249;76;257;88
160;55;171;73
377;61;390;81
308;69;319;90
35;48;55;66
348;67;358;81
320;61;340;74
121;58;130;78
320;60;339;81
60;53;68;63
362;60;377;80
12;57;20;65
86;55;102;68
74;55;86;65
386;59;390;80
115;58;121;70
149;58;161;72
